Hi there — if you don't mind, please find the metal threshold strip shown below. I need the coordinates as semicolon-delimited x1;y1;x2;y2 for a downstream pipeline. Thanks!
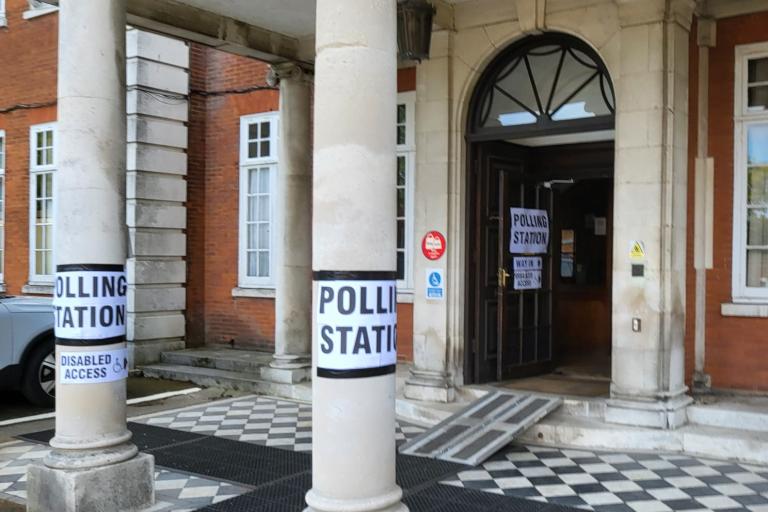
398;390;561;466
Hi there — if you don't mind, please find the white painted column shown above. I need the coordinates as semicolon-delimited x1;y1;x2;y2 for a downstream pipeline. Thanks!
265;62;313;385
607;0;694;429
27;1;154;511
405;31;456;403
305;0;406;511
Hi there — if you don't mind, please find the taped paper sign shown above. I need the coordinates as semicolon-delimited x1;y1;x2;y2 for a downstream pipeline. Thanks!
53;266;127;342
513;257;542;290
510;208;549;254
316;279;397;377
59;348;129;384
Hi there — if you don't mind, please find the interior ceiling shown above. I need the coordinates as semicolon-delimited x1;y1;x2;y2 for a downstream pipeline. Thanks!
178;0;317;38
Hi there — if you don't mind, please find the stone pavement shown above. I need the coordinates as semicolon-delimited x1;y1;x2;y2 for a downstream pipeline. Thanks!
1;395;767;511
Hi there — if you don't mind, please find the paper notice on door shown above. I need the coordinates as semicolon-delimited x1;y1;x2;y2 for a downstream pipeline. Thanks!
561;229;574;254
594;217;607;236
513;257;542;290
509;208;549;254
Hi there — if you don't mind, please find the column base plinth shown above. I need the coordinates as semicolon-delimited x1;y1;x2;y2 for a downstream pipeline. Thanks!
404;369;455;403
606;390;693;430
262;365;311;384
691;371;712;393
264;354;311;383
27;452;154;512
269;353;310;369
304;487;408;512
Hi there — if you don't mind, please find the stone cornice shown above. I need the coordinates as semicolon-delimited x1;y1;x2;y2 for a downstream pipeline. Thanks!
616;0;695;30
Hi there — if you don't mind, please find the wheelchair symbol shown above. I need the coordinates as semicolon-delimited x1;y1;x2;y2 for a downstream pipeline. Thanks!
428;272;441;287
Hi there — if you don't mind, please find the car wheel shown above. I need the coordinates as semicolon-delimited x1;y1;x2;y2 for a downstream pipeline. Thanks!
22;338;56;408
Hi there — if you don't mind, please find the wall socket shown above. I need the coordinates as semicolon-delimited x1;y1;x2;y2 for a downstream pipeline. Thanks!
632;318;642;332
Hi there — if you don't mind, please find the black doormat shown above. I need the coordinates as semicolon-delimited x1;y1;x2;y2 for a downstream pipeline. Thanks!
18;423;580;511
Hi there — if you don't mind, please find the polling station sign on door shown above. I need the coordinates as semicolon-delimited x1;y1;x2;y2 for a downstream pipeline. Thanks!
509;208;549;291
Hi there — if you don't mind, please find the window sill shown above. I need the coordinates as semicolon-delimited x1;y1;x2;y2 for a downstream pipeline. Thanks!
232;287;275;299
23;6;57;19
0;15;7;27
721;302;768;318
22;283;53;295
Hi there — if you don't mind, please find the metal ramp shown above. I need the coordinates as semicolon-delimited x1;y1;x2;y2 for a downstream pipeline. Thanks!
398;390;561;466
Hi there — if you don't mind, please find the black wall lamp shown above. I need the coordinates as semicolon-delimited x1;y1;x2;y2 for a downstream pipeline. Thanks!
397;0;436;62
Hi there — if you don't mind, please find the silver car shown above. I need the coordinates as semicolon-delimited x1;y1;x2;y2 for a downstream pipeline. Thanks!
0;294;55;407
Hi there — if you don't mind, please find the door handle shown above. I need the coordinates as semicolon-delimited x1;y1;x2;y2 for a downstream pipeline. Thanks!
498;268;510;288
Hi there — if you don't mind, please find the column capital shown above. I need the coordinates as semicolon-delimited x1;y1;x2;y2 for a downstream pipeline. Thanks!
266;61;313;87
697;17;717;48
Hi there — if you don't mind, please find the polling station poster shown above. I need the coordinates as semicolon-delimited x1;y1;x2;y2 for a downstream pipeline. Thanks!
53;265;127;342
509;208;549;254
316;278;397;377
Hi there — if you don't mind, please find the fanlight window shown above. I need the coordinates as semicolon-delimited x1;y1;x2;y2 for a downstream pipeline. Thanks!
472;36;615;135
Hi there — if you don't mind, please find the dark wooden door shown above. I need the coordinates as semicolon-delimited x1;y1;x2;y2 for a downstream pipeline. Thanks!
470;142;554;383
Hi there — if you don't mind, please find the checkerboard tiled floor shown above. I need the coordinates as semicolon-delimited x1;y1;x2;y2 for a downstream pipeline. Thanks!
5;394;768;512
0;439;248;512
133;396;426;452
442;444;768;512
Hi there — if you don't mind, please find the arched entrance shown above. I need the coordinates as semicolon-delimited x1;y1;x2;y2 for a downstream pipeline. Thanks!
465;33;616;386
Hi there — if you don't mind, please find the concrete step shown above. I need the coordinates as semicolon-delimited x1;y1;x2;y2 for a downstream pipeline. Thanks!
518;410;768;467
141;363;311;402
688;400;768;433
160;348;272;373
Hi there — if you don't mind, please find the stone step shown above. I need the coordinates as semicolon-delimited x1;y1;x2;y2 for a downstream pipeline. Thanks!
688;400;768;433
518;410;768;467
160;348;272;373
141;363;312;402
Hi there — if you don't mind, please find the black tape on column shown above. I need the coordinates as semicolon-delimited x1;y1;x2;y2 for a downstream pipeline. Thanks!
314;270;398;379
53;264;128;346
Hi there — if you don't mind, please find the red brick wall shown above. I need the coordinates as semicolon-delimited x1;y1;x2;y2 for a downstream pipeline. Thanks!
685;11;768;391
185;44;279;349
0;1;58;295
185;56;416;360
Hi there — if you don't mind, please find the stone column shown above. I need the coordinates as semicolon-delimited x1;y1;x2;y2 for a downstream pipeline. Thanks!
264;62;313;385
405;31;456;403
26;1;154;511
692;17;715;391
606;0;695;429
305;0;406;511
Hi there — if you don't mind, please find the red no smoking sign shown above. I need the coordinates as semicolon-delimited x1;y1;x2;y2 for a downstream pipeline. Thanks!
421;231;446;260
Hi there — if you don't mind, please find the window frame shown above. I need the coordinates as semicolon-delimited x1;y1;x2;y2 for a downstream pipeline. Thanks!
0;0;7;27
396;91;416;292
0;129;5;284
238;112;279;289
29;122;57;285
732;42;768;302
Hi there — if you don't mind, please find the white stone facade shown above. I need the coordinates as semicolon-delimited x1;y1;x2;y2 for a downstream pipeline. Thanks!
125;28;189;366
403;0;695;429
